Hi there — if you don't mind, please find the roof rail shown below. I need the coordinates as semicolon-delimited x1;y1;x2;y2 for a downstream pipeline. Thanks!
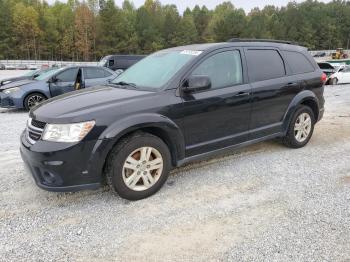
227;38;297;45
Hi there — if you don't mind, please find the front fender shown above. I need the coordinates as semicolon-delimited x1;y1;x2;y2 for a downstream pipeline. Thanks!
96;113;185;166
282;90;320;133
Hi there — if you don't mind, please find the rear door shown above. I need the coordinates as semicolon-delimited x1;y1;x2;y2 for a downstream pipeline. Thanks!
49;68;79;97
245;48;305;139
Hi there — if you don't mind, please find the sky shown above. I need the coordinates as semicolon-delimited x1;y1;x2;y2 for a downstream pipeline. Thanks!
48;0;332;13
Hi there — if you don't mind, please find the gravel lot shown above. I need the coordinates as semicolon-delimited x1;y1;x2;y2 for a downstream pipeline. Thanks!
0;78;349;261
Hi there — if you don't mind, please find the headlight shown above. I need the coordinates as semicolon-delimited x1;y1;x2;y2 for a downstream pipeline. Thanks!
3;87;20;94
42;121;95;142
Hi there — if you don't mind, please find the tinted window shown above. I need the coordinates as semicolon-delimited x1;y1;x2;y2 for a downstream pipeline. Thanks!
191;50;243;89
246;49;285;82
84;68;107;79
284;51;314;74
318;63;334;70
56;68;78;82
108;60;114;66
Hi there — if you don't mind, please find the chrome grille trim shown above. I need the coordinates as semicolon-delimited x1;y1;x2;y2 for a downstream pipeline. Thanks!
26;118;46;144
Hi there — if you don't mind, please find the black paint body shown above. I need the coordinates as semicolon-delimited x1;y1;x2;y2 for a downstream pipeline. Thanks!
20;42;325;191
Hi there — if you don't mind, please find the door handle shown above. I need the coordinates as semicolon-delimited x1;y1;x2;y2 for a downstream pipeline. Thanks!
286;82;298;87
234;92;250;97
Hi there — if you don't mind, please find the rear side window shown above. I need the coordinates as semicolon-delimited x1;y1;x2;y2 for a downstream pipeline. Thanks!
283;51;315;74
84;68;106;79
246;49;285;82
191;50;243;89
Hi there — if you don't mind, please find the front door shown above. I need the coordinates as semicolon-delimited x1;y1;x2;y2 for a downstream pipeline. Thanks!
49;67;79;97
182;49;252;157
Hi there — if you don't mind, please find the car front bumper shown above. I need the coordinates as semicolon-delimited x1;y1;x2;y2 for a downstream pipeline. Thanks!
20;131;105;192
0;91;24;108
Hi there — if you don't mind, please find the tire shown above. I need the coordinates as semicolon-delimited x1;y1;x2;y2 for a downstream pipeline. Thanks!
282;105;315;148
105;132;171;200
24;93;46;111
330;78;338;85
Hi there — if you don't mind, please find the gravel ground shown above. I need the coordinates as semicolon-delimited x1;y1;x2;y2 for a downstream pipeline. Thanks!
0;83;349;261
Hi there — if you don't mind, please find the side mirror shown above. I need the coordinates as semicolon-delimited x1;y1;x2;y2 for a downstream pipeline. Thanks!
49;76;58;83
183;75;211;93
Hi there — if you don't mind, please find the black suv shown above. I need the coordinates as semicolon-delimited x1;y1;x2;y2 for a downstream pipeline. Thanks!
20;40;325;200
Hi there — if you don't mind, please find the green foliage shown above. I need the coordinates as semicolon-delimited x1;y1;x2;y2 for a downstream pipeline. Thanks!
0;0;349;60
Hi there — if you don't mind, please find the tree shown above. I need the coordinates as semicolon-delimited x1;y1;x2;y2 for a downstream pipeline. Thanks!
2;0;350;60
74;3;96;61
0;0;14;59
207;2;246;42
172;13;198;46
12;2;42;60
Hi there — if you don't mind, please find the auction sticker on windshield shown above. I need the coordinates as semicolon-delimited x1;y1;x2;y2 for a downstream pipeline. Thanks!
180;50;203;56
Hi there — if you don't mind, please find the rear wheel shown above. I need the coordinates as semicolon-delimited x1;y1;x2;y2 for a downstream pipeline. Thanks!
24;93;46;110
330;78;338;85
282;105;315;148
106;132;171;200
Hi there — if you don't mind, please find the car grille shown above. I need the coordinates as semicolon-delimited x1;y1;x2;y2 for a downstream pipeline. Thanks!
26;118;46;144
31;119;46;129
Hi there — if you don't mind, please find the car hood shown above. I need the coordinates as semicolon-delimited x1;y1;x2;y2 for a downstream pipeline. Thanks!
0;79;35;90
31;85;154;123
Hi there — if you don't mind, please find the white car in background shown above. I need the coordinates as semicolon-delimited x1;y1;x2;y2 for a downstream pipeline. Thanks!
329;65;350;85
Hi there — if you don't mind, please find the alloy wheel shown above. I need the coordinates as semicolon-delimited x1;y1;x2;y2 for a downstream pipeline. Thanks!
294;112;312;143
122;146;163;191
27;95;45;109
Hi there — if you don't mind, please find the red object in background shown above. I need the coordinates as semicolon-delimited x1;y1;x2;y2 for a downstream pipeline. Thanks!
41;64;49;69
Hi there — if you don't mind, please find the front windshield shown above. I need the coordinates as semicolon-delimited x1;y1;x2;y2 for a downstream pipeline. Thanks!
98;58;107;67
35;68;61;81
24;69;40;77
112;50;201;89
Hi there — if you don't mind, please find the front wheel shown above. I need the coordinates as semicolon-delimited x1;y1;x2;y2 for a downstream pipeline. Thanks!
24;93;46;110
106;132;171;200
282;106;315;148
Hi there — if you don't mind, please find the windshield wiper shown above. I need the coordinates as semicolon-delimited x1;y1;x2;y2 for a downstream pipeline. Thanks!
112;81;138;88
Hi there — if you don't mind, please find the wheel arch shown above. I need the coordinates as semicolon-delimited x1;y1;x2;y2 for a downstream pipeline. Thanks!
23;91;48;108
282;90;320;133
98;114;185;173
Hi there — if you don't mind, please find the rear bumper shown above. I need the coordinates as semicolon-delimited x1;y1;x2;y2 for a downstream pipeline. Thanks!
20;131;105;192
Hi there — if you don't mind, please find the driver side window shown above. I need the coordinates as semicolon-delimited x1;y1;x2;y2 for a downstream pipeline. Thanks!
56;68;79;82
191;50;243;90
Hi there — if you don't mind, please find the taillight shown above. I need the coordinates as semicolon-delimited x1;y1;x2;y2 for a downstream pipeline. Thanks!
321;73;327;83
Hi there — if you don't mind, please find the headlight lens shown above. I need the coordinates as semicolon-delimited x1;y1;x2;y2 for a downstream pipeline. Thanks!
42;121;95;142
3;87;20;94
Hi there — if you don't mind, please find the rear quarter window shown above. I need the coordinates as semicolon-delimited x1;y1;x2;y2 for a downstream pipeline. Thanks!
246;49;285;82
283;51;315;74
